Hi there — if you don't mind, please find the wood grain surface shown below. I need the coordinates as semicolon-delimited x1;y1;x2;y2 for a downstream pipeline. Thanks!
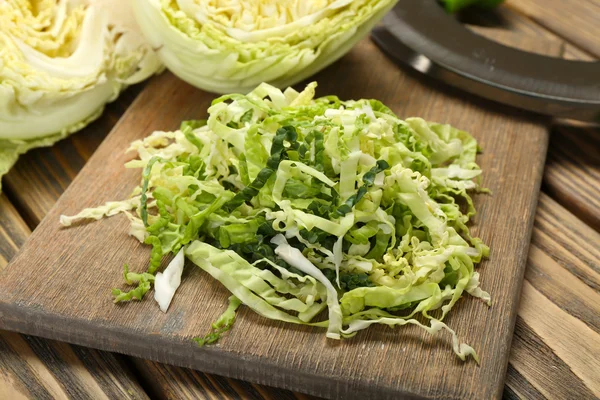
0;195;28;268
506;194;600;400
0;35;549;399
505;0;600;58
460;5;596;61
0;332;149;400
1;87;308;400
131;357;319;400
544;125;600;231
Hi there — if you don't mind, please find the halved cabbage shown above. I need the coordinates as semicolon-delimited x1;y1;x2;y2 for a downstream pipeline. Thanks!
132;0;397;94
0;0;162;188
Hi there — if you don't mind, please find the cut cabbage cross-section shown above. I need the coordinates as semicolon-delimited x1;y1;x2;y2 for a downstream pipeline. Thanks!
132;0;397;93
0;0;162;190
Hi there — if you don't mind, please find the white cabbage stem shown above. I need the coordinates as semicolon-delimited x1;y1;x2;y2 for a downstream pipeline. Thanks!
154;248;186;313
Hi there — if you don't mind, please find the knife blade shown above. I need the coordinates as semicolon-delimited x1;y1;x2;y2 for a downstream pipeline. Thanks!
371;0;600;122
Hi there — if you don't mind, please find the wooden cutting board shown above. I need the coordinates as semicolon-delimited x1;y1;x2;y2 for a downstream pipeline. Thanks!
0;38;548;400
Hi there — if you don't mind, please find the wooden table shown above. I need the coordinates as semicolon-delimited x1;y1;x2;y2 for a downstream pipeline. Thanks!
1;2;598;399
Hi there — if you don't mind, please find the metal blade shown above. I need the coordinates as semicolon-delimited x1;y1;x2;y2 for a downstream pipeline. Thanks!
371;0;600;122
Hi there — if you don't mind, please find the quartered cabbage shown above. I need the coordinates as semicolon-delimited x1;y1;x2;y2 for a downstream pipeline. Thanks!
132;0;397;93
0;0;162;189
61;82;490;361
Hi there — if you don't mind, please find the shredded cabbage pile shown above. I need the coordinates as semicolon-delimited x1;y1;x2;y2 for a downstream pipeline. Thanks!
61;82;490;361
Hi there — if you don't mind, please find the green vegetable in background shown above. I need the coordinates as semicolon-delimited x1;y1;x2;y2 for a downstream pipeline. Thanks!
440;0;505;13
194;296;242;346
0;0;162;191
132;0;398;94
61;82;490;361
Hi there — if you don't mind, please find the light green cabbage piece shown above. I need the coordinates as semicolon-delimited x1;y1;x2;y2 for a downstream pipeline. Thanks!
59;196;142;227
185;240;329;326
0;0;163;189
132;0;397;93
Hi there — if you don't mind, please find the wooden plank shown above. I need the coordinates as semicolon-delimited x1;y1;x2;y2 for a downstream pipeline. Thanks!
506;194;600;399
505;0;600;58
507;316;597;400
0;331;150;400
531;195;600;292
519;280;600;396
467;26;561;57
0;195;29;268
131;358;320;400
562;45;596;62
0;35;549;399
460;6;563;55
544;125;600;232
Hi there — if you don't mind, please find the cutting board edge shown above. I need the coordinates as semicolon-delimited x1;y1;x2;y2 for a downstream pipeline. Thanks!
0;300;433;400
489;130;550;400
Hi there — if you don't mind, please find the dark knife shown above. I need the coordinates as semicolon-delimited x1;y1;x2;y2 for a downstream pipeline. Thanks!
371;0;600;122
